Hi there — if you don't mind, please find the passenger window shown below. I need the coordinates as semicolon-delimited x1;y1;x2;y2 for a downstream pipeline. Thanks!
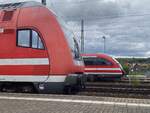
83;58;112;66
83;58;95;65
17;30;30;47
96;58;112;66
17;29;44;50
32;30;44;49
38;38;44;49
32;30;39;48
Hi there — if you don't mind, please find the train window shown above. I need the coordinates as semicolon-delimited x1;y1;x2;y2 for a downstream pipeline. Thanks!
83;58;112;66
38;38;44;49
61;25;80;59
32;30;39;48
32;30;44;49
17;29;44;49
95;58;112;66
56;16;80;59
17;30;30;47
83;58;96;65
73;38;80;58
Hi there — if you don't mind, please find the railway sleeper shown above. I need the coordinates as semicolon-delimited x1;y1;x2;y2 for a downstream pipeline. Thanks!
84;87;150;94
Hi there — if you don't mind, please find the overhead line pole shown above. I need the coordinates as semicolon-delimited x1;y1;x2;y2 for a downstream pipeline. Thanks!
102;36;106;53
81;19;84;54
42;0;46;5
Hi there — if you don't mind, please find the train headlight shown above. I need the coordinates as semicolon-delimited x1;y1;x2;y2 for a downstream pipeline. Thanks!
0;28;4;33
39;83;45;90
74;60;84;66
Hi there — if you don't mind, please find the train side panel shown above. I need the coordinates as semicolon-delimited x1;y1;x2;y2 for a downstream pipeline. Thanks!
0;9;49;78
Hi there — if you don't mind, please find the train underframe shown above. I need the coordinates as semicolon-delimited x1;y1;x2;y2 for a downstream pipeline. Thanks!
0;74;85;94
86;74;124;82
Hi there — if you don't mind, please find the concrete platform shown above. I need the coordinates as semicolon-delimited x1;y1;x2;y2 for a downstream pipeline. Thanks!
0;93;150;113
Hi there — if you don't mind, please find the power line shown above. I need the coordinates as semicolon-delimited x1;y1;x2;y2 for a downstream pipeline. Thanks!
66;13;150;22
81;19;84;53
49;1;150;21
71;24;150;31
41;0;46;5
51;0;103;5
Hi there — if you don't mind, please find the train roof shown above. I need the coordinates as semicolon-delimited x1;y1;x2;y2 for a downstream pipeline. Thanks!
0;1;43;10
81;53;116;60
81;53;121;65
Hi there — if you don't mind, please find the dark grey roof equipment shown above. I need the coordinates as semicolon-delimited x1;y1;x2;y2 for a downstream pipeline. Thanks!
0;1;43;10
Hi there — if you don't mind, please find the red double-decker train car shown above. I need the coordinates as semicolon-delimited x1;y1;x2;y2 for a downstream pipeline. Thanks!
82;54;125;81
0;1;84;93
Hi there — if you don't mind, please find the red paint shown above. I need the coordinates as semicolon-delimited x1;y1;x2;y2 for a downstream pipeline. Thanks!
0;65;49;75
0;2;83;77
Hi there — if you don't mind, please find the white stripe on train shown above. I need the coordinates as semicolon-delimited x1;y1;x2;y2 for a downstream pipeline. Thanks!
0;58;49;65
85;68;121;71
0;75;66;82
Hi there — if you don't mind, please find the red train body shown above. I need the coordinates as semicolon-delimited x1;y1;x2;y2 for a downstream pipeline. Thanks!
82;54;125;80
0;2;84;93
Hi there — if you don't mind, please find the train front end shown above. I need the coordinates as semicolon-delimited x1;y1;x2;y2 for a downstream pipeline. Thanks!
0;1;84;94
82;54;125;81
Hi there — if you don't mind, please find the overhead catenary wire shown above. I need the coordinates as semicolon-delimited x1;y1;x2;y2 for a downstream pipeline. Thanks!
49;0;150;23
49;0;150;39
49;0;150;22
66;13;150;22
50;0;104;5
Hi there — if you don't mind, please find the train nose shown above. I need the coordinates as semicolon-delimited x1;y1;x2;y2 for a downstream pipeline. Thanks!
122;70;126;76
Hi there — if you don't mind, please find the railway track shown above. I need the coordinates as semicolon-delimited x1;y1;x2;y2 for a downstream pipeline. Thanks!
1;78;150;99
78;80;150;99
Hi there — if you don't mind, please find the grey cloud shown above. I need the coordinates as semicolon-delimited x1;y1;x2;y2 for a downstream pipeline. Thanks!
53;1;124;21
1;0;150;57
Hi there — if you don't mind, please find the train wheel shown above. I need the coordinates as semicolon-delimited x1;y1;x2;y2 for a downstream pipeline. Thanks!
89;75;96;82
21;86;34;93
64;85;72;94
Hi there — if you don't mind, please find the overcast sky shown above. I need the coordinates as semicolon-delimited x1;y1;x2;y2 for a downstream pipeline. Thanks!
1;0;150;57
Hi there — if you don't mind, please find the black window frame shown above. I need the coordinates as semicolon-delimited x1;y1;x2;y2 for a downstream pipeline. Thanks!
16;29;45;50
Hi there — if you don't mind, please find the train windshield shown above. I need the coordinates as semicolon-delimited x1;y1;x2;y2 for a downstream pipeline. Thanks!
57;17;80;59
83;57;112;66
112;57;124;69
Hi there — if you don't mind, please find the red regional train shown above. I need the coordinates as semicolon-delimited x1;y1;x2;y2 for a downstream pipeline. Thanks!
0;1;84;93
81;54;125;81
